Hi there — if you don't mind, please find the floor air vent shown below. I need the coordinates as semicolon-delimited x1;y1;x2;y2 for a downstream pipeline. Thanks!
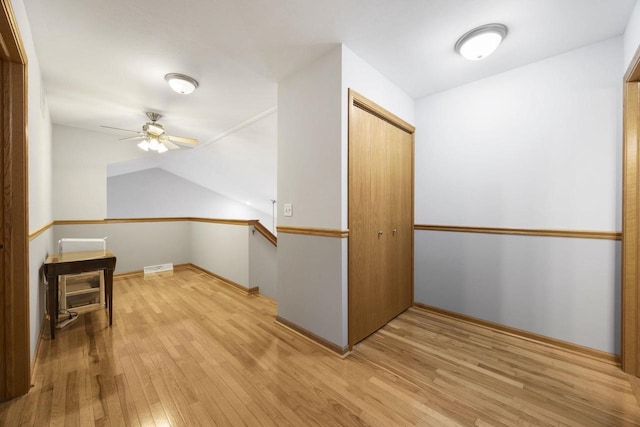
143;263;174;275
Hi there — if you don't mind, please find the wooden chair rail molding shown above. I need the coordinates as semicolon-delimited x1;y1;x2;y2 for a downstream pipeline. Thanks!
34;220;620;242
276;225;349;238
29;220;54;241
415;224;621;241
249;220;277;246
53;217;254;225
29;217;277;244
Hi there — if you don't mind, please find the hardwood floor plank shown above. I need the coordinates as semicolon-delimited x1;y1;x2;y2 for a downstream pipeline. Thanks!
1;267;638;426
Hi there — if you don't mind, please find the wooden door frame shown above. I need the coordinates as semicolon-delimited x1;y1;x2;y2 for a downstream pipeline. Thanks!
347;89;415;348
0;0;30;400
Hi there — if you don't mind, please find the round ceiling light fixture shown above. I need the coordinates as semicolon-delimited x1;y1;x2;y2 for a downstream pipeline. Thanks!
164;73;199;94
455;23;508;61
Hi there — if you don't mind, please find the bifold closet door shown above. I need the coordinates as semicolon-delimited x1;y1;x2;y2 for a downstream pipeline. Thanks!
349;91;414;348
387;122;414;317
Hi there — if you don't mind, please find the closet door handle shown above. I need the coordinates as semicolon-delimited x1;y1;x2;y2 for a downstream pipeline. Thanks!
377;230;383;238
392;228;397;236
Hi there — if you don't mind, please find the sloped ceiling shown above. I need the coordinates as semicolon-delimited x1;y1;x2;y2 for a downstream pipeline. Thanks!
23;0;636;215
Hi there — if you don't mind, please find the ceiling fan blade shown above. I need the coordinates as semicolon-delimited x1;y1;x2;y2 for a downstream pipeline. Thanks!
167;135;198;146
119;135;146;142
163;140;180;150
100;125;140;133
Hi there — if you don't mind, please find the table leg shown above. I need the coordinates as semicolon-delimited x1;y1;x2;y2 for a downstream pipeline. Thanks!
105;268;114;326
49;275;58;339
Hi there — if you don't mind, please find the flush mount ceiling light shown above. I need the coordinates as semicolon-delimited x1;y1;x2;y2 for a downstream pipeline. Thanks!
455;23;508;61
164;73;199;94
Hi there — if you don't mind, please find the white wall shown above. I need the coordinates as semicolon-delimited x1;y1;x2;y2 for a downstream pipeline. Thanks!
53;222;191;274
416;232;620;353
107;168;272;226
277;46;345;345
416;37;622;230
190;222;250;286
53;220;266;291
414;37;623;354
277;233;347;345
53;125;145;219
625;0;640;69
277;43;416;349
28;230;52;365
278;46;342;229
249;230;277;299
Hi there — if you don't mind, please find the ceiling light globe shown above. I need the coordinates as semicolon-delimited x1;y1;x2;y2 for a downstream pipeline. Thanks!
149;138;160;150
459;32;503;60
164;73;199;95
157;143;168;153
137;140;150;151
455;23;507;61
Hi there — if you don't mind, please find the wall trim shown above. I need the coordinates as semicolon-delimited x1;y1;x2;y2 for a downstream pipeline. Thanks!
351;89;415;134
414;302;619;365
623;42;640;375
189;218;254;226
0;0;30;401
250;220;277;246
277;226;349;238
29;220;54;241
275;315;350;357
415;224;621;241
0;0;26;63
33;217;262;241
54;217;254;226
187;263;259;295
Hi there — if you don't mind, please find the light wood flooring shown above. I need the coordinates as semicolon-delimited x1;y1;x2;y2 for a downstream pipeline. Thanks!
1;267;640;426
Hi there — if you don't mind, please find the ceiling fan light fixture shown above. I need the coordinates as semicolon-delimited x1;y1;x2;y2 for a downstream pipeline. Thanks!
137;140;150;151
164;73;199;94
148;137;160;151
455;23;507;61
157;143;168;153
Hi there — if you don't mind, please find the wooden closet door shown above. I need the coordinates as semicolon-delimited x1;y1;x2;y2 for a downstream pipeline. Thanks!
387;123;414;317
349;104;377;344
348;90;415;348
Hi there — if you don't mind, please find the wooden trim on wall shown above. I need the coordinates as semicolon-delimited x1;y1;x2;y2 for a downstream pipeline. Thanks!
415;224;621;241
187;263;259;295
250;220;277;246
189;218;254;226
414;303;619;365
0;0;26;63
277;225;349;238
275;315;349;356
29;220;53;241
350;89;415;134
53;219;113;225
53;217;255;226
0;0;30;401
623;45;640;376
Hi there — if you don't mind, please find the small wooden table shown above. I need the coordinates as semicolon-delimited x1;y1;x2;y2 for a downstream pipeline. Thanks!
44;250;117;339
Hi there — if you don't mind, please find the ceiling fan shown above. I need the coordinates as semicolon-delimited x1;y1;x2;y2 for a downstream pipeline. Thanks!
101;112;198;153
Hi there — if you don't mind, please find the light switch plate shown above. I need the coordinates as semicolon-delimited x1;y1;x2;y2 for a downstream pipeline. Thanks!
283;203;293;217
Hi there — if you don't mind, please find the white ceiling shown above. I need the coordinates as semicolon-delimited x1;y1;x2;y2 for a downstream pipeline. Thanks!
23;0;636;215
